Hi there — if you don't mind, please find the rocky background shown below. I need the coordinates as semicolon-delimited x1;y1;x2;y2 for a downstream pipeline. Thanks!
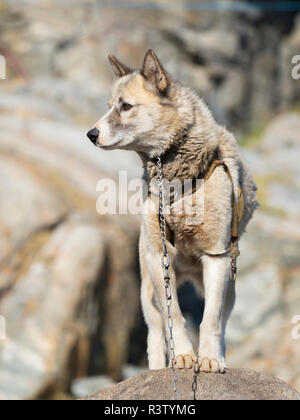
0;0;299;400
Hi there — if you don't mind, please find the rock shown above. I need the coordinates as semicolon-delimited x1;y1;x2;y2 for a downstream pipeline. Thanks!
227;262;281;343
1;0;300;400
0;81;141;397
261;113;300;152
226;112;300;390
71;375;116;399
0;152;68;285
228;319;300;392
280;15;300;108
268;183;300;217
71;365;146;399
123;364;146;380
82;368;300;400
0;112;142;198
100;225;140;382
177;27;239;63
2;0;300;131
259;113;300;188
0;195;140;399
0;213;106;400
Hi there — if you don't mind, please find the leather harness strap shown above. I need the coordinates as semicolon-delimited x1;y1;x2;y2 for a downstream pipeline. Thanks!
204;160;244;257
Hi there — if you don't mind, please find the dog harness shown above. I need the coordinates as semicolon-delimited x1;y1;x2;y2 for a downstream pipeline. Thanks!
154;159;244;262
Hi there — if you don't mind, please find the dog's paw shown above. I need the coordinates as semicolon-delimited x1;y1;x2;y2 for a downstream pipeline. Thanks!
174;353;196;369
197;357;226;374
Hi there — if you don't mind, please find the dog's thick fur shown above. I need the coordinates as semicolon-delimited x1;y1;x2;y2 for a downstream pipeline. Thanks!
89;50;258;373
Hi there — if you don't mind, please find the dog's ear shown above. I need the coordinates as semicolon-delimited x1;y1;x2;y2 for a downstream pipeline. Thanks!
142;49;169;94
108;55;132;78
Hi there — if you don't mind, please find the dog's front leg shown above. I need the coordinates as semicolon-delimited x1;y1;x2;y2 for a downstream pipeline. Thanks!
140;251;167;369
198;254;230;373
146;251;196;369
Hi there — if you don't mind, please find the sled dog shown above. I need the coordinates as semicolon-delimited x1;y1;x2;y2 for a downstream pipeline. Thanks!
87;50;258;373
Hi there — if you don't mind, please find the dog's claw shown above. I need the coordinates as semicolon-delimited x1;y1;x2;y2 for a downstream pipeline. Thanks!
174;353;196;369
197;357;226;373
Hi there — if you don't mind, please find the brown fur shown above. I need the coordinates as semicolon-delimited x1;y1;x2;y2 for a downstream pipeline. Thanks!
89;50;258;373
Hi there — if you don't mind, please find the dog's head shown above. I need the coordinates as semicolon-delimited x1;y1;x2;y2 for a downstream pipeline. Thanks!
87;50;185;158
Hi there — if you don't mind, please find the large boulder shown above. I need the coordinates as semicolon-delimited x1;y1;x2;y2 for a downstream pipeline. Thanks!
0;153;67;282
1;0;300;399
0;213;106;400
82;368;300;401
227;113;300;391
2;0;299;131
0;90;141;399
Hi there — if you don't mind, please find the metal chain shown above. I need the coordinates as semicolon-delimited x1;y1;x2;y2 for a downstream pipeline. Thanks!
192;358;200;400
157;155;180;401
230;255;238;282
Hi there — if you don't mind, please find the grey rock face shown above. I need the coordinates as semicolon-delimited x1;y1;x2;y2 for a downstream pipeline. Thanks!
0;214;106;400
0;155;67;264
0;0;299;400
227;113;300;391
1;0;299;131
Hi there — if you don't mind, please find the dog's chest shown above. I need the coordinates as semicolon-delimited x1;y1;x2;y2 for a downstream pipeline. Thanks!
165;200;218;257
164;176;231;256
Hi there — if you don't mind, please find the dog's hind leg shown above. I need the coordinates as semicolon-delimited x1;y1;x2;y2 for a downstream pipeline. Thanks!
140;254;167;369
198;254;231;373
221;277;236;363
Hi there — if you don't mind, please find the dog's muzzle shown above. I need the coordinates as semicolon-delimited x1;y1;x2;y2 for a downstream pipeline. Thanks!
87;128;99;145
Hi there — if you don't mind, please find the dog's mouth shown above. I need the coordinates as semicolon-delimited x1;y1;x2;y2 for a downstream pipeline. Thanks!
96;136;136;151
96;140;122;150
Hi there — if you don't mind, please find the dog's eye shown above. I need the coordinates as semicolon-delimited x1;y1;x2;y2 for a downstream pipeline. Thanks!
121;102;133;112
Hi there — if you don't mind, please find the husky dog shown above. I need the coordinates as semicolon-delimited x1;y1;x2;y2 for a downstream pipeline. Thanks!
87;50;258;373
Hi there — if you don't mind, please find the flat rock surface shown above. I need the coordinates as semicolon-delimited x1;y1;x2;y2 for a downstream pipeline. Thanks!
83;368;300;401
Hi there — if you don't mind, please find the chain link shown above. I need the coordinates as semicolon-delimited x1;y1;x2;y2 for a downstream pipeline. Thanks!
157;155;180;400
231;257;238;282
192;358;200;400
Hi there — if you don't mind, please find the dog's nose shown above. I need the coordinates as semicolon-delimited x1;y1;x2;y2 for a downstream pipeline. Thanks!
87;128;99;144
